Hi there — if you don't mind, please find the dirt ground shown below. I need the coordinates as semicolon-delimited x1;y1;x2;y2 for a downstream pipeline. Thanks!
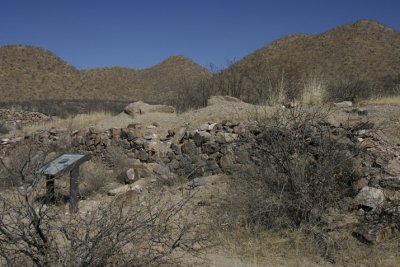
2;97;400;266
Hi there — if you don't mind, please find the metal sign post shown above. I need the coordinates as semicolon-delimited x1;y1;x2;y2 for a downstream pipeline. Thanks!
40;153;91;213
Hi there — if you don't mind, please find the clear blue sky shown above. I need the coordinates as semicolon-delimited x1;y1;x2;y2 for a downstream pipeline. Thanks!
0;0;399;70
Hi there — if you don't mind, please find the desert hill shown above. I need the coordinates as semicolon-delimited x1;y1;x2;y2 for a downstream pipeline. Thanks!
80;56;211;103
0;45;81;100
1;20;400;107
0;46;211;104
217;20;400;102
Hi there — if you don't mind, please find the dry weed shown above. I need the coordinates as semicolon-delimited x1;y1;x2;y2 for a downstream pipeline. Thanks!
23;111;112;133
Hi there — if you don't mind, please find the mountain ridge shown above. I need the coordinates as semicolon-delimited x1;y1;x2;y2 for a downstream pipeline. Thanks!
1;19;399;104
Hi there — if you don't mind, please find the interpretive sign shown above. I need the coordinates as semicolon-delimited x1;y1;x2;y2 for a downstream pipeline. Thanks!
40;153;91;213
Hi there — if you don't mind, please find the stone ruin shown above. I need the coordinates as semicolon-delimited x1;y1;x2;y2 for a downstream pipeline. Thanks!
1;102;400;245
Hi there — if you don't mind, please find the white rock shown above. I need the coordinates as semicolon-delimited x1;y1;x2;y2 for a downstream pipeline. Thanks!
208;123;218;131
353;186;385;211
199;124;209;131
334;101;353;108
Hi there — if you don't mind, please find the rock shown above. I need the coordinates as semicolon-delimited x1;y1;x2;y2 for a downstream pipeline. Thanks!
207;96;241;106
110;128;122;139
202;142;220;155
0;138;10;144
352;178;369;192
193;131;212;146
169;159;180;170
219;152;235;170
205;158;219;171
353;186;385;211
146;163;174;180
133;138;146;148
122;128;140;141
322;212;359;230
137;150;149;161
216;132;238;143
108;183;142;196
353;226;392;244
334;101;353;108
374;157;386;168
208;123;218;131
357;109;368;116
181;140;198;156
222;120;238;127
170;143;182;155
199;124;209;131
384;159;400;176
179;155;194;175
120;139;131;149
88;127;102;135
379;176;400;189
233;124;246;134
189;177;206;188
124;101;175;116
143;133;153;140
121;168;140;184
358;138;377;149
172;127;187;144
235;147;250;164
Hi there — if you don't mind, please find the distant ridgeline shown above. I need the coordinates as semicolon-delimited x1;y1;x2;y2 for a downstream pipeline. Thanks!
0;20;400;107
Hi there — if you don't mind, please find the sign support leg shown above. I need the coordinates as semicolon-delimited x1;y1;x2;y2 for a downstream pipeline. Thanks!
69;167;80;214
46;175;56;203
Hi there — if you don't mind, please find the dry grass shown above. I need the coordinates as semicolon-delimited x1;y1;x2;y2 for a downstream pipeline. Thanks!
301;74;325;105
360;95;400;106
23;111;112;133
213;229;400;267
217;20;400;104
215;229;329;267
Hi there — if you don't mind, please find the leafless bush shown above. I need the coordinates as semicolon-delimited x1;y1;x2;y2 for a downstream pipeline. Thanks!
220;105;361;261
325;79;372;102
0;146;212;266
380;74;400;96
0;123;10;134
0;144;46;187
225;105;358;229
104;145;132;171
80;160;113;196
172;76;213;114
0;100;129;118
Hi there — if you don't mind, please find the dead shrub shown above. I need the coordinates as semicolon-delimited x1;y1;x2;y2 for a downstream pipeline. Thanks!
325;79;372;103
224;105;358;229
0;123;10;134
221;105;361;261
104;145;132;172
0;145;212;266
0;145;46;187
80;160;113;196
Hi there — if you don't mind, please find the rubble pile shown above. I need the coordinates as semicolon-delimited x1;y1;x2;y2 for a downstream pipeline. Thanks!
1;102;399;245
0;109;50;127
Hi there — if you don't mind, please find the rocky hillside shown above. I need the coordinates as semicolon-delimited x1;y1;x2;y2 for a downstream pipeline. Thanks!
0;46;210;103
80;56;211;103
0;46;82;100
217;20;400;101
1;20;400;105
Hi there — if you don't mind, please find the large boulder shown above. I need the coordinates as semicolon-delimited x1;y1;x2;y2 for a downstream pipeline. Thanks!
124;101;175;117
207;96;242;106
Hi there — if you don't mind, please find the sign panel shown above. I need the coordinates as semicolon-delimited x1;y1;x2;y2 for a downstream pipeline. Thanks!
40;153;90;176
